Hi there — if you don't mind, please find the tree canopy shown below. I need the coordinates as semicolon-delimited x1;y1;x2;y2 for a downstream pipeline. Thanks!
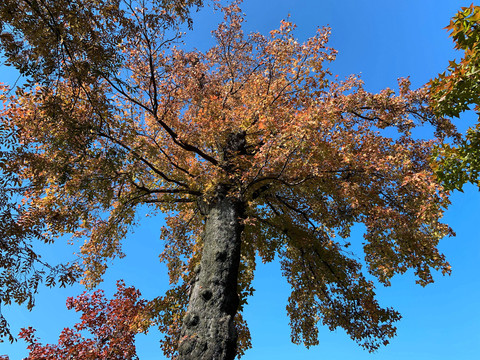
18;281;145;360
429;4;480;191
0;0;201;344
0;1;456;358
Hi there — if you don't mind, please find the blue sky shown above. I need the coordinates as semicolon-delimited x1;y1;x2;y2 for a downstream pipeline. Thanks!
1;1;479;359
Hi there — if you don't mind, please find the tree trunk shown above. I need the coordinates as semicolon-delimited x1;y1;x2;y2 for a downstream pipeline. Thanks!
178;192;244;360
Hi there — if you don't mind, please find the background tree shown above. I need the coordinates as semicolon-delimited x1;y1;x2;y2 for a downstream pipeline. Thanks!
429;4;480;191
1;1;456;359
17;280;146;360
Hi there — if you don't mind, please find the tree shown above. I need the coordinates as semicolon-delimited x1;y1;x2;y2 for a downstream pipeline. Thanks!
429;4;480;191
0;1;455;359
17;280;146;360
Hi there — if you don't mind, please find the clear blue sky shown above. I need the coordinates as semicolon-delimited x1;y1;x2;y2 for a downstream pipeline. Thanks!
1;1;479;359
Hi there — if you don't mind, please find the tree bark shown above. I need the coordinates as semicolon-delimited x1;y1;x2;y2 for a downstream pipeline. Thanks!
178;192;244;360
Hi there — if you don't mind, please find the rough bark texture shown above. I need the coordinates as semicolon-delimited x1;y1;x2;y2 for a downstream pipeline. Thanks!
178;193;244;360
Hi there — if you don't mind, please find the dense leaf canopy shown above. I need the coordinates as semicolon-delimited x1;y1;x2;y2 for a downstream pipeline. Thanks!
0;0;456;357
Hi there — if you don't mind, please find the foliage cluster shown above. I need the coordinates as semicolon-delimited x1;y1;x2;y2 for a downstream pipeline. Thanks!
430;5;480;191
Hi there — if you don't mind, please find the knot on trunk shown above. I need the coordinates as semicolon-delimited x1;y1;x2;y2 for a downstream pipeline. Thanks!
200;288;213;301
183;312;200;328
216;250;227;262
